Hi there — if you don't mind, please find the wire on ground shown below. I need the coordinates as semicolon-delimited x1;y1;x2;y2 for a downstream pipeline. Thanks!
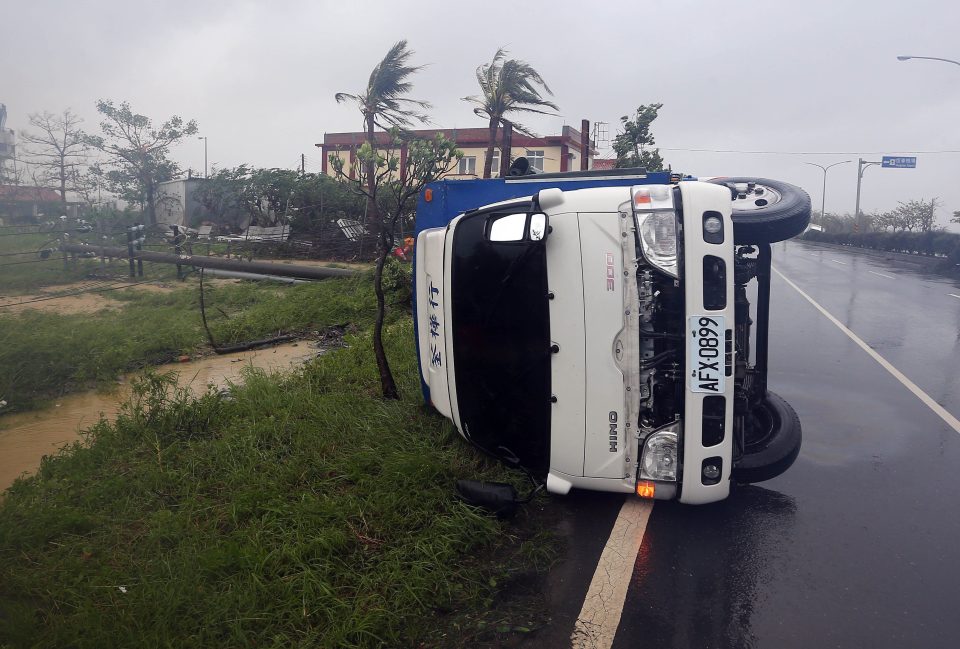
0;273;180;309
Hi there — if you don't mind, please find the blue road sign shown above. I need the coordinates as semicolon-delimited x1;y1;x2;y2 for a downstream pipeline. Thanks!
882;156;917;168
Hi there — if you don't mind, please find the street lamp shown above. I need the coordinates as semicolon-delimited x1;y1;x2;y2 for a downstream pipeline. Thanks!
897;55;960;67
803;160;851;224
198;136;208;178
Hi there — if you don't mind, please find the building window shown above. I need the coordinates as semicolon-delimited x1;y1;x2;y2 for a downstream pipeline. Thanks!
488;151;501;177
458;156;477;176
525;150;545;172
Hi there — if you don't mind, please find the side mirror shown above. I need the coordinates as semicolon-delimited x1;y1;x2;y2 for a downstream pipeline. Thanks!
528;212;548;241
488;212;549;243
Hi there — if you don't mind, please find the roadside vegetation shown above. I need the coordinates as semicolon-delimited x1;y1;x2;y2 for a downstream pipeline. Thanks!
802;200;960;273
802;228;960;270
0;231;95;294
0;317;556;647
0;270;383;412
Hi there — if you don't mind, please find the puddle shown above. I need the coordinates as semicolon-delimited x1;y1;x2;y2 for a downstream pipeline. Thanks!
0;341;317;491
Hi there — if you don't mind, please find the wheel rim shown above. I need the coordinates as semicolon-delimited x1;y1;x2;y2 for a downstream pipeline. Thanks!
729;182;783;211
745;401;778;453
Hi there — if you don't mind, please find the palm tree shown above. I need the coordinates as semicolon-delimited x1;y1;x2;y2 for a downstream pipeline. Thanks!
335;40;430;217
464;48;559;178
334;40;430;400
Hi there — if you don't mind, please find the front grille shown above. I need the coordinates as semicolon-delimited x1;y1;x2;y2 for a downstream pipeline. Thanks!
702;256;726;310
725;328;733;377
702;395;725;447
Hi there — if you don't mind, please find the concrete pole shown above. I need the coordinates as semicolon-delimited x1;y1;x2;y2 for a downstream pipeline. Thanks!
135;224;144;277
500;121;513;178
855;158;881;231
61;242;358;280
198;136;208;178
580;119;590;171
126;227;135;277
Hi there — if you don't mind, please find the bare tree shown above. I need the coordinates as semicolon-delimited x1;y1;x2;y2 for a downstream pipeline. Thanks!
883;198;940;232
19;109;89;213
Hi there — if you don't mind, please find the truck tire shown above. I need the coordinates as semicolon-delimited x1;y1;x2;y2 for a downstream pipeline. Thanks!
707;177;811;244
733;391;801;484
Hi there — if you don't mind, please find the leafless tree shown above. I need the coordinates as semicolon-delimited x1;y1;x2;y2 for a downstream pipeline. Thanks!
19;109;89;212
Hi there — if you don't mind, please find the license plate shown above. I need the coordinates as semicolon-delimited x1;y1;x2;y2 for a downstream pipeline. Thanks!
689;315;725;394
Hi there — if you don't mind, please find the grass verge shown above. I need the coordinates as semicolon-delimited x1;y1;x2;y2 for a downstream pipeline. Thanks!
0;319;555;648
0;232;97;295
0;273;377;411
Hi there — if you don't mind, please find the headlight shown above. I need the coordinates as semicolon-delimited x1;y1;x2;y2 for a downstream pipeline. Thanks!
632;187;679;278
640;424;679;482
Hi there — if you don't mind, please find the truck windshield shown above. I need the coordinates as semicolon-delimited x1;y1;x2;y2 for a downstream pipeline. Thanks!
450;207;551;473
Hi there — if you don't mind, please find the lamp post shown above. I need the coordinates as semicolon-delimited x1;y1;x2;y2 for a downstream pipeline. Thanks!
897;55;960;67
803;160;851;224
198;136;208;178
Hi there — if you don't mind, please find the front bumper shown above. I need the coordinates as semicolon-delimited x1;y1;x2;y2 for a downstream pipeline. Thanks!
675;182;736;504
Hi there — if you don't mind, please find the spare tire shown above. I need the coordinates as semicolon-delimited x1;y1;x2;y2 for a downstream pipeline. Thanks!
707;177;811;244
733;391;802;484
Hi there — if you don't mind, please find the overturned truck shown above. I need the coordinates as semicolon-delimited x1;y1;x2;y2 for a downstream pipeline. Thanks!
414;163;809;504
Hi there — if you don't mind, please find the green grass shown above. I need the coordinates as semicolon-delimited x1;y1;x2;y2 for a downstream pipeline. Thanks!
0;273;378;411
0;320;555;648
0;232;98;294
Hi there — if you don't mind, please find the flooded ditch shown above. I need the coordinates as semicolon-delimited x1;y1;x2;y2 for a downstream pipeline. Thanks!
0;341;317;491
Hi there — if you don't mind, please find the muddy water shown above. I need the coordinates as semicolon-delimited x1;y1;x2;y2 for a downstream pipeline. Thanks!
0;342;316;491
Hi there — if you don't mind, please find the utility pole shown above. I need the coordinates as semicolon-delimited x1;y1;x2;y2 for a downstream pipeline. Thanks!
580;119;590;171
301;153;306;176
126;227;136;277
135;224;144;277
803;160;851;224
854;158;881;232
499;121;513;178
198;136;208;178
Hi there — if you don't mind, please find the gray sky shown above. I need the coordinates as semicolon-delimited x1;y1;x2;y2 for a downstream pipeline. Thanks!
3;0;959;227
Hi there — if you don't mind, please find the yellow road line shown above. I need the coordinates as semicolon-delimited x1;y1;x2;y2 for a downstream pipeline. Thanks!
571;498;654;649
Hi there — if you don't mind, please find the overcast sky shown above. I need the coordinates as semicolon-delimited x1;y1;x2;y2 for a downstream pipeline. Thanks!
3;0;959;227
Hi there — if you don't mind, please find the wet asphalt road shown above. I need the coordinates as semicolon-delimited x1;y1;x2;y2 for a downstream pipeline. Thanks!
536;240;960;649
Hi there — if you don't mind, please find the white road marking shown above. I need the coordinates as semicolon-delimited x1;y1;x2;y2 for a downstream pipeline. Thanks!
830;259;847;265
571;498;654;649
868;270;895;279
775;267;960;435
950;293;960;300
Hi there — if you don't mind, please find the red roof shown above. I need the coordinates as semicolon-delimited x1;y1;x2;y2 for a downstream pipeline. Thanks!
0;185;62;202
319;125;594;153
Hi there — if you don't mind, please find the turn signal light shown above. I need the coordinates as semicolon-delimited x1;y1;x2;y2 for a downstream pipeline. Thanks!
634;190;652;206
424;188;433;202
636;480;656;499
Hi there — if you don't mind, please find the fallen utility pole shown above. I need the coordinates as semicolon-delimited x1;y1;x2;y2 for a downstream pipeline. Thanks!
59;243;358;281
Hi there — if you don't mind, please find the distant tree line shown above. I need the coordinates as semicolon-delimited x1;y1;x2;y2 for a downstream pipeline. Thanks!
803;228;960;267
4;101;197;226
192;166;367;234
804;198;960;269
811;197;944;234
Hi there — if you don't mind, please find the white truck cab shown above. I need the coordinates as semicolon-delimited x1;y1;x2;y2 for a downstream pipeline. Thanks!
415;164;809;504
